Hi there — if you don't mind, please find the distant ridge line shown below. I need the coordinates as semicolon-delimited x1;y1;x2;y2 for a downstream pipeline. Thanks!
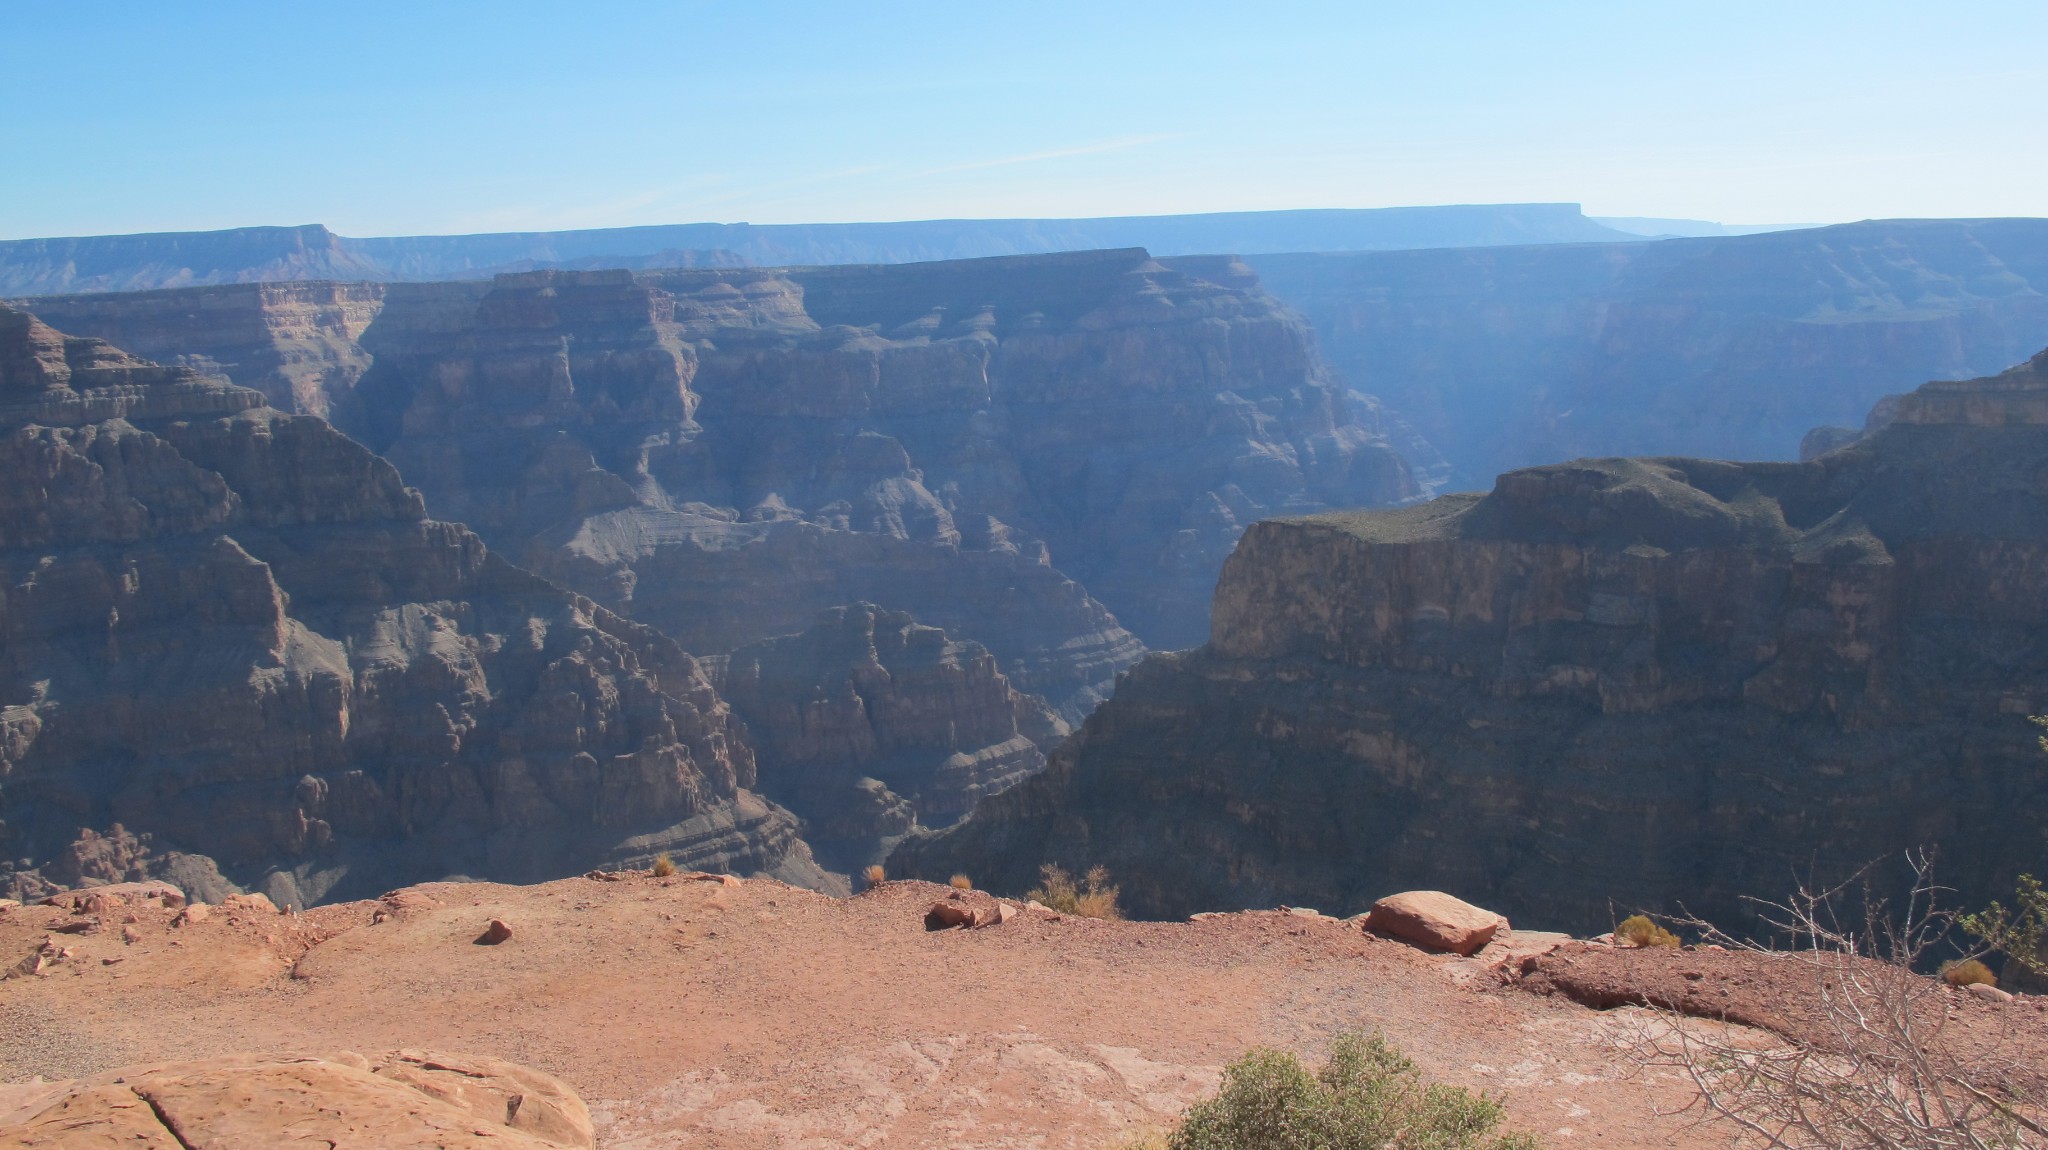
0;204;1641;295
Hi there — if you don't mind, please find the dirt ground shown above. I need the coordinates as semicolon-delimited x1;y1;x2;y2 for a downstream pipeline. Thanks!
0;875;1843;1148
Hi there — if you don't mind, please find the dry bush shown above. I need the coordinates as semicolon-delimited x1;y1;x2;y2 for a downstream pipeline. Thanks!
862;864;886;887
1943;958;1999;988
650;853;676;878
1028;863;1123;920
1617;914;1681;948
950;874;974;891
1631;853;2047;1149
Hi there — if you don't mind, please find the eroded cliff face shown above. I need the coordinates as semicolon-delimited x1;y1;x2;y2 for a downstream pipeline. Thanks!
26;250;1424;712
0;305;825;906
710;603;1067;873
896;350;2048;931
25;281;395;421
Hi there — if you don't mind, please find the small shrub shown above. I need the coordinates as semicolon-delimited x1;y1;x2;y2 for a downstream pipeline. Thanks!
1028;863;1123;920
1615;914;1680;949
1941;958;1998;988
1169;1031;1538;1150
862;864;886;887
650;853;676;878
950;874;974;891
1961;872;2048;977
1076;865;1123;921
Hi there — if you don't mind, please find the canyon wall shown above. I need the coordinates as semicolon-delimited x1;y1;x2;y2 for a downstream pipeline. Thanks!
22;250;1423;681
709;603;1067;873
1253;218;2048;488
0;305;826;906
896;350;2048;932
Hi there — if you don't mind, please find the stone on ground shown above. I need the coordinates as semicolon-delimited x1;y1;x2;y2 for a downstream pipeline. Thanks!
1364;891;1508;956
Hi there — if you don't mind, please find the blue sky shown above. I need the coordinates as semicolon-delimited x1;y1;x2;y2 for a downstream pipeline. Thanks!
4;1;2044;239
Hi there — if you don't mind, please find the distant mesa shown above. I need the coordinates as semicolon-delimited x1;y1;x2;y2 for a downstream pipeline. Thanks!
0;204;1640;296
1252;217;2048;485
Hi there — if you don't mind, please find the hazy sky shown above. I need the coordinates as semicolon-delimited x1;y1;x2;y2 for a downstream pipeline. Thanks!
5;2;2045;239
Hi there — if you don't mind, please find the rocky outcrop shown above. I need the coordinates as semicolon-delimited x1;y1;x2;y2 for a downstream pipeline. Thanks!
0;305;825;906
26;250;1424;695
712;603;1066;872
1254;218;2048;487
896;350;2048;932
26;279;396;420
0;206;1639;294
0;1050;593;1149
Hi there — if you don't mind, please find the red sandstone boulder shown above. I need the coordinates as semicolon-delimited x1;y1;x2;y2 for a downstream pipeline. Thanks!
1364;891;1508;956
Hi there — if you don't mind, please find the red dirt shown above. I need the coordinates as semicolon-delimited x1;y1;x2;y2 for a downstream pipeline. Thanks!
0;878;1793;1148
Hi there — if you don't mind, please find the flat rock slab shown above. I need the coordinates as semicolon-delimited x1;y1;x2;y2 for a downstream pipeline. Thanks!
0;1050;592;1150
1364;891;1508;956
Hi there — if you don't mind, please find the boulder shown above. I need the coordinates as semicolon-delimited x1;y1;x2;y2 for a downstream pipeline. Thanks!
925;900;979;930
1967;982;2016;1004
477;918;514;945
1363;891;1509;956
0;1051;592;1148
220;892;280;915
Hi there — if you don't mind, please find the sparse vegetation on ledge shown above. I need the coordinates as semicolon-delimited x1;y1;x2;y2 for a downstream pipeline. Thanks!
1162;1031;1538;1150
1028;863;1123;920
1615;914;1680;949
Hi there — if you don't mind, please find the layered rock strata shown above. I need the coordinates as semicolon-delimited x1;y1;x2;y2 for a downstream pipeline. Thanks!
25;280;393;420
712;603;1067;872
0;305;824;906
23;250;1423;694
896;351;2048;932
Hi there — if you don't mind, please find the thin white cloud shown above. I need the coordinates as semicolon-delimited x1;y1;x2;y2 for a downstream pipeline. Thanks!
912;134;1187;178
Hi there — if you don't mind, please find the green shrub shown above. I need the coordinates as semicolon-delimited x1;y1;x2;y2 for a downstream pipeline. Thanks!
1961;872;2047;977
1169;1032;1538;1150
1615;914;1680;949
1028;863;1123;920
